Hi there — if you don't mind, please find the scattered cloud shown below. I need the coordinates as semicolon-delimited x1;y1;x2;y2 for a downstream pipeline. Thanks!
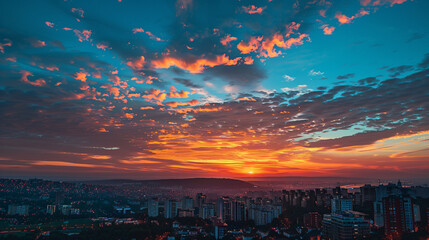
283;74;296;82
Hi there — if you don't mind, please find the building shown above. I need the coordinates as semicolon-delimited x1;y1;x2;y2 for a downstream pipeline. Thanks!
7;205;29;216
114;206;131;214
383;196;415;236
373;201;384;227
360;184;376;204
304;212;322;229
165;199;179;219
231;200;246;222
55;191;65;205
216;197;231;221
322;212;370;240
201;203;215;219
181;196;194;210
195;193;207;209
178;209;194;217
214;223;227;239
47;205;57;215
248;203;282;226
148;199;159;217
331;198;352;214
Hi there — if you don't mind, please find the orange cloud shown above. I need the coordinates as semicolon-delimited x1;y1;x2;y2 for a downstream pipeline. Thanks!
152;54;241;73
0;40;12;54
71;8;84;18
242;5;266;14
101;84;120;97
361;0;408;6
260;32;309;58
140;106;155;110
6;57;16;62
220;34;237;45
45;21;54;28
132;28;145;34
31;40;46;48
124;113;134;119
128;93;141;98
126;56;146;71
46;66;59;71
321;24;335;35
237;23;307;58
87;155;112;160
237;36;262;54
73;29;92;42
20;70;46;87
132;28;163;41
32;161;98;168
335;9;369;24
142;88;167;102
169;90;190;98
165;99;199;107
74;71;89;82
145;31;163;41
236;97;256;101
194;106;226;113
96;43;110;50
244;56;254;65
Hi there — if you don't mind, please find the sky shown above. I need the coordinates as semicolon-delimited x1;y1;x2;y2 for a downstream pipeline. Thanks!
0;0;428;180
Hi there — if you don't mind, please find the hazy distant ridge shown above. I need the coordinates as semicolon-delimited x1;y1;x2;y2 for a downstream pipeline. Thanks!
81;178;256;189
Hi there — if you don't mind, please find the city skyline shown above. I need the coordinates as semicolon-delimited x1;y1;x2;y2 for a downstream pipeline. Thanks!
1;0;429;180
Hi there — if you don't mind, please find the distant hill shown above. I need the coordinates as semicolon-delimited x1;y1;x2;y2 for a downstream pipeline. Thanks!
81;178;256;189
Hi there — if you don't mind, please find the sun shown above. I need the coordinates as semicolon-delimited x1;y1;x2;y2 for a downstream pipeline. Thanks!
247;171;254;174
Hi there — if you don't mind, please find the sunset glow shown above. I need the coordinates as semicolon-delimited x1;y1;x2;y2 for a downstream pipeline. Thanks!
0;0;428;180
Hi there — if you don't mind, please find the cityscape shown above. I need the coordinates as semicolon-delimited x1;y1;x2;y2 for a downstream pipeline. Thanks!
0;178;428;239
1;0;429;239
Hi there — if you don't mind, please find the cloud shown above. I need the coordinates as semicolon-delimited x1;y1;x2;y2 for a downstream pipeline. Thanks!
152;54;241;73
242;5;266;14
309;69;324;76
0;0;426;179
283;74;296;82
237;36;262;54
96;43;110;51
237;23;309;58
74;71;89;82
73;29;92;42
361;0;409;7
236;97;256;102
168;89;190;98
45;21;54;28
320;25;335;35
335;9;369;24
20;70;46;86
132;28;163;41
206;64;266;86
173;78;202;88
337;73;355;80
71;8;84;18
418;53;429;69
30;40;46;48
387;65;413;77
165;99;199;107
220;34;237;46
126;56;146;71
0;39;12;54
259;32;309;58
